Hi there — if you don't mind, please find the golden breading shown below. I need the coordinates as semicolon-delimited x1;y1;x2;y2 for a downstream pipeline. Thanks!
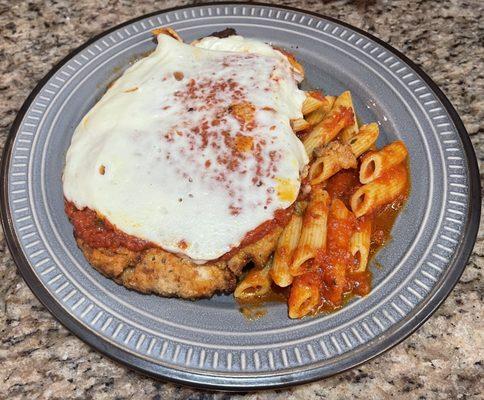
76;226;282;299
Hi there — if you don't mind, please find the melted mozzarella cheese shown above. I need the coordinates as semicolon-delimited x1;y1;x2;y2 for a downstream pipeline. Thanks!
63;34;308;262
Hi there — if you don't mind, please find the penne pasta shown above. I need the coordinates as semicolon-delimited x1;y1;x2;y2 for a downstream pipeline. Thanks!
319;199;355;306
309;142;357;185
288;271;320;318
303;91;355;159
309;154;339;185
338;91;359;143
306;96;336;126
359;140;408;184
350;217;372;272
290;118;311;132
302;91;326;115
234;259;273;300
290;188;330;276
347;123;379;157
351;163;408;217
322;261;347;306
270;210;303;287
330;198;353;220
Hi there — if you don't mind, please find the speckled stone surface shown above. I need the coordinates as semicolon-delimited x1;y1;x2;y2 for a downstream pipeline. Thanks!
0;0;482;399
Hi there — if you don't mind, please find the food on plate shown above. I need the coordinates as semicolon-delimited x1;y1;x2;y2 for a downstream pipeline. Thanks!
63;27;409;317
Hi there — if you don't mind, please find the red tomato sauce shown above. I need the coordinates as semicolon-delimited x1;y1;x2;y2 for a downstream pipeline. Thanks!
65;200;292;258
65;201;153;252
316;164;409;312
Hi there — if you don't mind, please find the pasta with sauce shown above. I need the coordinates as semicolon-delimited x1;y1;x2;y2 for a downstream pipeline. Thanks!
236;88;409;318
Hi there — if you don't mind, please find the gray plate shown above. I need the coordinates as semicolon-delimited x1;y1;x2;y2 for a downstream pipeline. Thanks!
1;2;480;391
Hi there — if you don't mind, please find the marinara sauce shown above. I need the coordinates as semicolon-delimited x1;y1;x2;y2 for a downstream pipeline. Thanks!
65;200;292;258
315;165;409;312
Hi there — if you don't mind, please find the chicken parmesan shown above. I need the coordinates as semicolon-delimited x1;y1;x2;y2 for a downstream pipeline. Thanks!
63;29;308;298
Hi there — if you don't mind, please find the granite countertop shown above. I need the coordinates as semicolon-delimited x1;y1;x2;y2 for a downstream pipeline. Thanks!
0;0;482;398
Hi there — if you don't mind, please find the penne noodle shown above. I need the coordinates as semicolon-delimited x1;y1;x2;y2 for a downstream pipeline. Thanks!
309;142;356;185
308;154;340;185
339;91;359;143
319;199;355;306
359;140;408;184
234;260;273;300
323;261;347;306
290;118;311;132
351;163;408;217
306;96;336;126
302;91;325;115
347;123;379;157
288;271;320;319
270;210;303;287
330;198;354;220
350;217;372;272
290;188;330;276
303;91;355;159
